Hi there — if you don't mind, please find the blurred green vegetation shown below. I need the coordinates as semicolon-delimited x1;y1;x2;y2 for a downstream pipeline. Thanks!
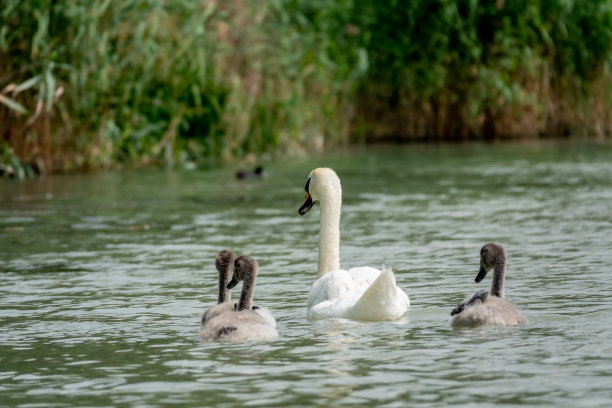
1;0;611;176
353;0;612;141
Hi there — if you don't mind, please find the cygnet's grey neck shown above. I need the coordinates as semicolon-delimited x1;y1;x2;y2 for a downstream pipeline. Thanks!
218;269;232;303
317;185;341;278
236;263;258;311
216;250;235;303
490;253;506;298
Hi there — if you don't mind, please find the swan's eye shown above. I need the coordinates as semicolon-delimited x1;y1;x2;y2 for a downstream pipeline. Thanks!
304;177;311;193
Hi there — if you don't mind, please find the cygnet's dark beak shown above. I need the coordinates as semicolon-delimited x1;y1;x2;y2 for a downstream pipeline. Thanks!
450;303;464;316
475;264;488;283
227;277;239;289
299;193;314;215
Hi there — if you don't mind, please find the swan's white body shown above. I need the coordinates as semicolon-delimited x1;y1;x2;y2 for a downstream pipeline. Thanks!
299;168;410;321
308;267;409;320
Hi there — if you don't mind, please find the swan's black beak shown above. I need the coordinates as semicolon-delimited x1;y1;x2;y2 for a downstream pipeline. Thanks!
227;277;239;289
299;193;314;215
475;264;488;283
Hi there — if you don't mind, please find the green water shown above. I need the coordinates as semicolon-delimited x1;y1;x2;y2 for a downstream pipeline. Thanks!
1;141;612;407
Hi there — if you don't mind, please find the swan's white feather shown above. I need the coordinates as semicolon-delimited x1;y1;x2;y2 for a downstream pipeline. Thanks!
307;267;410;320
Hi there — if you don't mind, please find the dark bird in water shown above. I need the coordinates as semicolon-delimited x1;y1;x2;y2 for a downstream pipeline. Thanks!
236;166;263;180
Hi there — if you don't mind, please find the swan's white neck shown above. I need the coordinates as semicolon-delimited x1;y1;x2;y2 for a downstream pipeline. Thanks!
317;183;341;278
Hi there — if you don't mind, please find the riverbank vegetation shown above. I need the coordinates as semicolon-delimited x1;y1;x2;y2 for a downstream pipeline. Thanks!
2;0;612;176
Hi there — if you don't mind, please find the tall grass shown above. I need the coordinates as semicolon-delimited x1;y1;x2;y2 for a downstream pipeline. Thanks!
0;0;365;175
1;0;612;177
352;0;612;140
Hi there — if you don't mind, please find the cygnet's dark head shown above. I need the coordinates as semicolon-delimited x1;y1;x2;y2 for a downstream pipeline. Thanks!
476;242;505;282
227;255;259;289
216;250;236;275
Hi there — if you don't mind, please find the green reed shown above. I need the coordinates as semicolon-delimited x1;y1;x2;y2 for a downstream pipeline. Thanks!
0;0;364;175
351;0;612;140
1;0;611;177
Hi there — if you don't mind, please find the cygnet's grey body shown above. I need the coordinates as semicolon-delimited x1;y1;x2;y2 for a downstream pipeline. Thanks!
451;243;527;327
200;255;277;342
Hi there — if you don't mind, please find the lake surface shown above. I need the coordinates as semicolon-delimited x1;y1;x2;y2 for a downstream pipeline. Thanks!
1;141;612;407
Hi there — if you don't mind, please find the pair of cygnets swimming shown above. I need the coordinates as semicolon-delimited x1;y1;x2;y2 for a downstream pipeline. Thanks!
200;167;527;342
200;250;278;342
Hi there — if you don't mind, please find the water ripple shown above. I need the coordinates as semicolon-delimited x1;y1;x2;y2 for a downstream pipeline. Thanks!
1;142;612;407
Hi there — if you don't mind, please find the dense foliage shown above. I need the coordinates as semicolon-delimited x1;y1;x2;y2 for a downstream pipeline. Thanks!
1;0;611;176
353;0;612;140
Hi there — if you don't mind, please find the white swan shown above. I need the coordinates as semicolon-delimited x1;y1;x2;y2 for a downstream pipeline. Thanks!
298;167;410;321
200;255;277;342
450;242;528;327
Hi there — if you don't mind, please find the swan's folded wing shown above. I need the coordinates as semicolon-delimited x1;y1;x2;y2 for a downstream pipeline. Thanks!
307;269;352;309
307;270;356;319
348;268;409;321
